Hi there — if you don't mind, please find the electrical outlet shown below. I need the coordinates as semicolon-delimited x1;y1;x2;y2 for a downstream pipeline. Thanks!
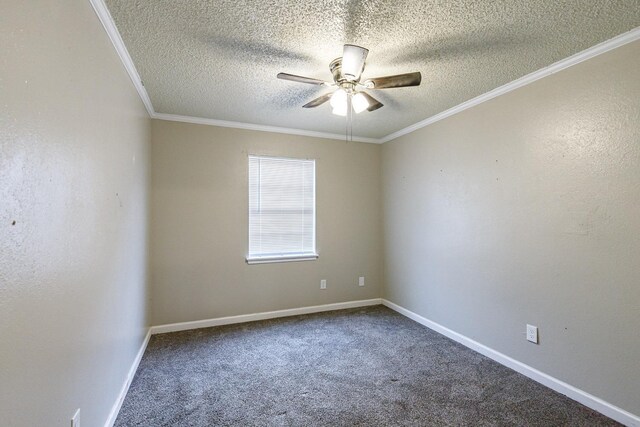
71;409;80;427
526;324;538;344
358;276;365;287
320;279;326;290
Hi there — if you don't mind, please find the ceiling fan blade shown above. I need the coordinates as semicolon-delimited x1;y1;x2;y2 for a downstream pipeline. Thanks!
277;72;327;85
364;72;422;89
360;92;384;111
302;92;334;108
342;44;368;81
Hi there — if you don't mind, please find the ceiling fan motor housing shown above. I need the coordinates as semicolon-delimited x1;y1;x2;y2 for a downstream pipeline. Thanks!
329;58;345;83
330;58;359;93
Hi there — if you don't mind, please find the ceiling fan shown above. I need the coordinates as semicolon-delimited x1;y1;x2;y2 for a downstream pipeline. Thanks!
277;44;422;116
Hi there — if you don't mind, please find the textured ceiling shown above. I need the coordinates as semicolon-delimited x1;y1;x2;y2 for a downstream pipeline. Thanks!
105;0;640;139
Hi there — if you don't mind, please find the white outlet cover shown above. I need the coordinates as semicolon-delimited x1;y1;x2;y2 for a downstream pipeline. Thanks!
320;279;326;289
358;276;365;286
526;324;538;344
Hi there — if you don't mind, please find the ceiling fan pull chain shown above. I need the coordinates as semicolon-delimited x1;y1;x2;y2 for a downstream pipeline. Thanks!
348;94;353;142
350;104;354;142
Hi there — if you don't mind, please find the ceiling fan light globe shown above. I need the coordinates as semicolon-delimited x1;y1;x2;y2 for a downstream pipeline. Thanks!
342;44;369;82
352;92;370;114
330;88;347;109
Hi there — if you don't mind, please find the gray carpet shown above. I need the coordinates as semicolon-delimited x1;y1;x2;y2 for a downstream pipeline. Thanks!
115;306;620;426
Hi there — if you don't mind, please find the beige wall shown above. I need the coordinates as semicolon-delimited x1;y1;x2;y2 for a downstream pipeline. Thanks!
150;121;383;325
3;0;637;423
382;40;640;416
0;1;150;426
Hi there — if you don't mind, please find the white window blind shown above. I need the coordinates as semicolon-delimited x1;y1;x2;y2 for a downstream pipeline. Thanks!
247;155;317;263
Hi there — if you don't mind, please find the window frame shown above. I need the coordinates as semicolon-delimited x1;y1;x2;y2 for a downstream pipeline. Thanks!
245;154;318;265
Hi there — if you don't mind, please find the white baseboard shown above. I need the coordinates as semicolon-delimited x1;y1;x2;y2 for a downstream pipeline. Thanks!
381;299;639;427
105;299;380;424
104;328;151;427
150;298;383;335
106;299;639;426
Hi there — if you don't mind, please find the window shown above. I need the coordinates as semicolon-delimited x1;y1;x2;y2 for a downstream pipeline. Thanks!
247;155;317;264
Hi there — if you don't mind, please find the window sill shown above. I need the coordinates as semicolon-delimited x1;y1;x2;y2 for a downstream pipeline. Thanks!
246;254;319;265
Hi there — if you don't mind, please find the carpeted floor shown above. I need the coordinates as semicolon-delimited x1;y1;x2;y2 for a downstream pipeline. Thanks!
115;306;620;426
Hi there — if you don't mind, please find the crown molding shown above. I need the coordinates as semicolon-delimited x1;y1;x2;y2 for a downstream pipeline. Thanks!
89;0;154;116
88;0;380;144
379;26;640;143
152;113;381;144
89;0;639;145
